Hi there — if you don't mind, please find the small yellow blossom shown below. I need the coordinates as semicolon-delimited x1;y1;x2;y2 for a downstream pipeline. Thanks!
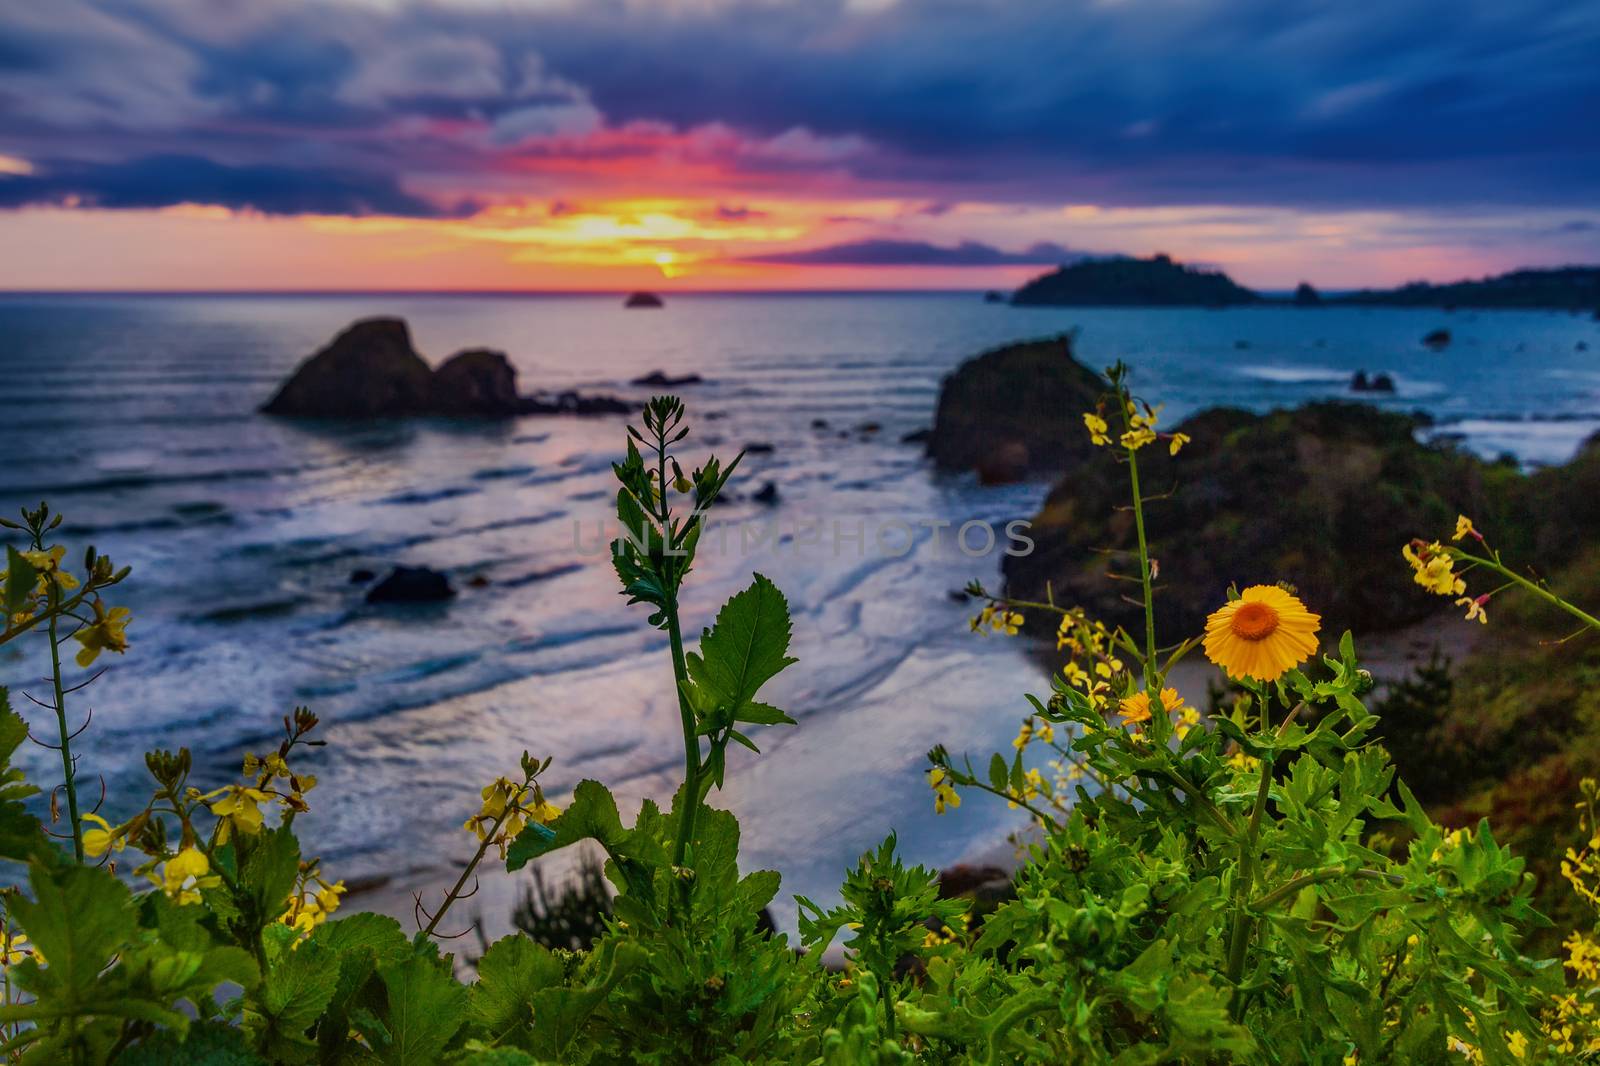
1403;541;1466;597
158;847;220;905
1225;750;1260;773
1167;432;1191;456
928;767;961;815
1;930;33;968
1083;412;1111;446
81;812;126;858
72;599;131;667
1455;595;1488;625
1565;930;1600;983
1119;426;1157;451
210;785;272;844
22;546;79;594
1452;514;1480;542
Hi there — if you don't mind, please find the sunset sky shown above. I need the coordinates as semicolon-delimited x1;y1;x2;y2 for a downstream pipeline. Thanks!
2;0;1597;291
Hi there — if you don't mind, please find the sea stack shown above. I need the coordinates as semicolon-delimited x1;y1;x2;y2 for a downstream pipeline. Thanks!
625;292;664;309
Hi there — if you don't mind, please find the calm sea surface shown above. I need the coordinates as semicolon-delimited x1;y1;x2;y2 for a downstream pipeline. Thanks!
1;292;1596;931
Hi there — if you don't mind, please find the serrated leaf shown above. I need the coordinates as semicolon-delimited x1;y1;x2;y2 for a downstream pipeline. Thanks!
243;925;340;1061
684;573;797;728
10;860;137;999
469;935;564;1048
371;952;468;1065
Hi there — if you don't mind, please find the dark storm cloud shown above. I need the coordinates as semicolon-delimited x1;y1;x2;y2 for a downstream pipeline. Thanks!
747;239;1084;266
0;0;1597;215
0;155;470;218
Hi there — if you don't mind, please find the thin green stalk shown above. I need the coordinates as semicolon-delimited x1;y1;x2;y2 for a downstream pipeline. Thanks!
46;605;83;863
668;601;701;870
1125;445;1159;689
424;796;518;939
1250;867;1402;911
1224;691;1273;1013
1459;549;1600;633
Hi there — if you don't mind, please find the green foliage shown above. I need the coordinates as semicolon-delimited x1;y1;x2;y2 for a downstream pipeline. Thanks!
0;394;1587;1063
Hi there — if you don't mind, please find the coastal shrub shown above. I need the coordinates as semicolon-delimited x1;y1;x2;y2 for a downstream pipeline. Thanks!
0;382;1590;1063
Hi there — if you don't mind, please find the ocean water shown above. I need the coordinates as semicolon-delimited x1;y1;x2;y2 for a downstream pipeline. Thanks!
0;292;1596;932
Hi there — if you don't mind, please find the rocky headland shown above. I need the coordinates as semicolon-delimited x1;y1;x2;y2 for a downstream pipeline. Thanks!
1009;254;1262;307
261;318;632;419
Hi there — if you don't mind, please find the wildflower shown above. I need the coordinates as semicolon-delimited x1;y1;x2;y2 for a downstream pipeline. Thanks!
1167;432;1191;456
1119;426;1157;451
1174;702;1201;740
1506;1031;1527;1060
22;546;79;594
1118;687;1186;728
1083;412;1111;446
81;812;126;858
1455;594;1489;625
72;598;131;667
1566;930;1600;983
1403;541;1465;597
1203;585;1320;682
1225;749;1260;773
209;785;272;844
1;930;32;968
158;847;219;905
1452;514;1482;543
1006;768;1046;809
464;776;558;857
928;767;961;814
1013;720;1033;750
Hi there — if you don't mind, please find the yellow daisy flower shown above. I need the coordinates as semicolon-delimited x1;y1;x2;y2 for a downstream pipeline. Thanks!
1203;585;1321;682
1118;687;1186;727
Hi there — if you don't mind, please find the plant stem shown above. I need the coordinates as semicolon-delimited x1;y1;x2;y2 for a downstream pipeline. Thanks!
424;803;514;939
1462;550;1600;633
1224;692;1274;1014
46;605;83;863
668;600;701;870
1250;867;1402;911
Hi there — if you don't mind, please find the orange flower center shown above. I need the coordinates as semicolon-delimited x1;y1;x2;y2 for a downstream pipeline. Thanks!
1230;601;1280;641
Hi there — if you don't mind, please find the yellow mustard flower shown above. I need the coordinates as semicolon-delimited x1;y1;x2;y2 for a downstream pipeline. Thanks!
928;767;961;814
1119;427;1157;451
210;785;272;844
1455;595;1488;625
1168;432;1191;456
2;930;33;968
1566;930;1600;983
1083;412;1111;446
1225;749;1260;773
1403;541;1466;597
72;599;131;667
1452;514;1481;542
81;812;126;858
22;546;79;594
158;847;220;905
1203;585;1321;682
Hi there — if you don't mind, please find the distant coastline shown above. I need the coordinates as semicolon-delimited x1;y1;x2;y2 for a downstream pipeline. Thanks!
1000;254;1600;310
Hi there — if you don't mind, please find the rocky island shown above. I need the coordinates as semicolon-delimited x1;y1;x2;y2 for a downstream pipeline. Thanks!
1009;253;1261;307
261;318;633;419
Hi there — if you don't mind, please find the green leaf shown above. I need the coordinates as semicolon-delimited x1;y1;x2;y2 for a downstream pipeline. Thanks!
370;952;469;1065
10;860;137;999
3;547;36;617
116;1021;268;1066
243;924;341;1062
0;693;44;862
234;826;300;938
469;935;564;1048
685;573;798;728
524;939;646;1062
